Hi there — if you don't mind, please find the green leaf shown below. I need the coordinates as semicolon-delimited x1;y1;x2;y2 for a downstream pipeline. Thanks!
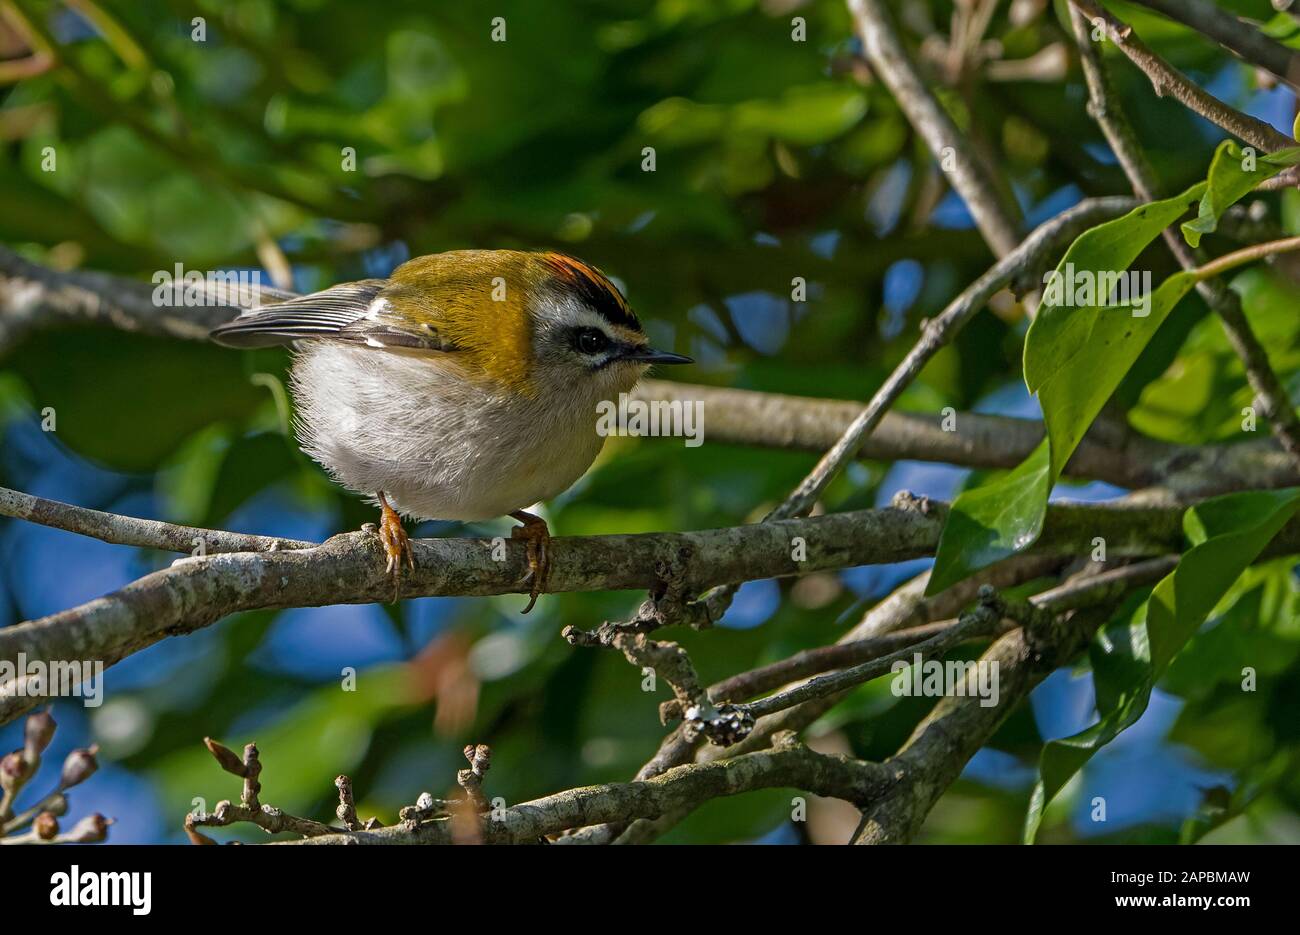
932;192;1202;596
1023;183;1205;394
927;440;1050;595
1039;270;1198;481
1023;488;1300;842
1262;11;1300;43
1182;141;1300;248
935;142;1293;596
1147;488;1300;669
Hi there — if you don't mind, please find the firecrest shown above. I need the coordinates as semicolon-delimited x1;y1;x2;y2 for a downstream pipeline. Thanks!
210;249;692;611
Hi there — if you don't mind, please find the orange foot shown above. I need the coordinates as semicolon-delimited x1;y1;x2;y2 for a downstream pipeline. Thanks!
510;510;551;615
376;491;414;599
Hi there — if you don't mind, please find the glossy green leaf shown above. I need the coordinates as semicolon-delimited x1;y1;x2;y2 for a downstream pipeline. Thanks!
927;440;1050;594
936;141;1291;596
1182;141;1300;248
1023;488;1300;842
932;192;1203;595
1039;270;1198;481
1023;183;1205;394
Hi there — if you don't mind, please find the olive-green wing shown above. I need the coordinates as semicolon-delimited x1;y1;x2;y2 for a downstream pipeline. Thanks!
209;279;456;351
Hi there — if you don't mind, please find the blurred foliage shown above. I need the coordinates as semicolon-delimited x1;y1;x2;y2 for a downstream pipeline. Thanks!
1;0;1299;844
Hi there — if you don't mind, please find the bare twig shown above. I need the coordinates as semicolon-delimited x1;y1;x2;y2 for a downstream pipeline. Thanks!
457;744;492;814
669;554;1174;720
730;586;1011;725
0;711;107;844
847;0;1021;256
1068;0;1294;152
732;556;1175;728
1127;0;1300;91
771;197;1132;524
186;738;337;841
289;739;888;845
0;486;312;555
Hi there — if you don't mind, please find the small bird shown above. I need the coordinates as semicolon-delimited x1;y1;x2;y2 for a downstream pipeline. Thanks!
210;250;692;611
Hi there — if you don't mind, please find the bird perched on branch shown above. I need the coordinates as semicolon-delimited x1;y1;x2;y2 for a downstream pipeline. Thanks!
210;250;691;611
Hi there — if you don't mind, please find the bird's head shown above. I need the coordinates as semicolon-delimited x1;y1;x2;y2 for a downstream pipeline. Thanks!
388;250;692;398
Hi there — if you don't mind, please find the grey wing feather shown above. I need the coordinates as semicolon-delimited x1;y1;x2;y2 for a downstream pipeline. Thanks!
209;280;454;352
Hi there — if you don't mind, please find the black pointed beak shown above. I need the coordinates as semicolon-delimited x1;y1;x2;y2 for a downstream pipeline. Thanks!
622;346;693;365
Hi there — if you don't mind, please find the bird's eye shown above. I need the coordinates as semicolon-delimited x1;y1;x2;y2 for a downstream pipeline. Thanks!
574;328;609;355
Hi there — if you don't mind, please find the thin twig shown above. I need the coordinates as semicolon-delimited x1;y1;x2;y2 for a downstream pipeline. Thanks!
288;741;889;845
0;486;312;555
691;556;1177;744
847;0;1022;256
1127;0;1300;91
770;197;1132;525
1068;0;1294;152
687;554;1175;713
1191;235;1300;281
733;587;1012;723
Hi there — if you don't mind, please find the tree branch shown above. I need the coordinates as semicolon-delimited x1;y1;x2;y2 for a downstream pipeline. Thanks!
1068;0;1295;152
659;555;1175;722
640;380;1300;494
0;485;312;554
769;195;1133;524
290;738;888;845
1126;0;1300;91
847;0;1022;256
719;556;1172;728
0;243;229;356
851;597;1119;843
7;488;1282;727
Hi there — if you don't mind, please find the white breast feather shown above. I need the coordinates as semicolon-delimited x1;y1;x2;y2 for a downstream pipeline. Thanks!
290;344;615;521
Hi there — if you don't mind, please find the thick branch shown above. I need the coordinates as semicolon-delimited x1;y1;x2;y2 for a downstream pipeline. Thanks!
0;244;232;356
851;551;1183;843
640;380;1300;494
4;493;1274;726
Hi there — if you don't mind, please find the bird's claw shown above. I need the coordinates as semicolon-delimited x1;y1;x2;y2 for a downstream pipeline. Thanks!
510;511;551;614
376;492;414;601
